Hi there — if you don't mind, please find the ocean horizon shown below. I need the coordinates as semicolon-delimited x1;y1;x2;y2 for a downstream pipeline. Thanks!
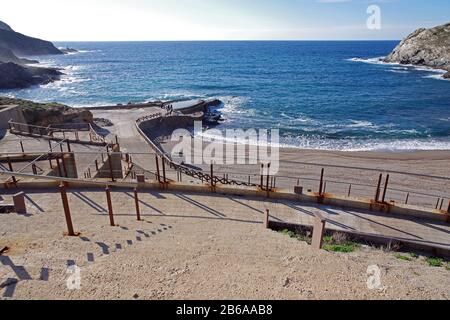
2;40;450;152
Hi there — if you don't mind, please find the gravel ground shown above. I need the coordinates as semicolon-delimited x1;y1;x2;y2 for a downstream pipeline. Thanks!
0;189;449;300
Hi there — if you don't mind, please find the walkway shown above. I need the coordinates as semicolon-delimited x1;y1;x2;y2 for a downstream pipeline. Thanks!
0;188;448;299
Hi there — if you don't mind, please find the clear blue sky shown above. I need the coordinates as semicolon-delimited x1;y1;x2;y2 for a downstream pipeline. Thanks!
2;0;450;41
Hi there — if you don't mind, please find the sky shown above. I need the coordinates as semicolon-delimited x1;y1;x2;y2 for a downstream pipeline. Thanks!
1;0;449;41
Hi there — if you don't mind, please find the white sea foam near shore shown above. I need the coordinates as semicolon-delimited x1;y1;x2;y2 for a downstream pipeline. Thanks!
348;57;448;80
196;128;450;152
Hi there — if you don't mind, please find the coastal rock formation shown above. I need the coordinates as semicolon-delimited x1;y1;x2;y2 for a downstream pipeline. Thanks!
0;21;62;56
0;62;62;89
385;22;450;77
0;97;93;126
0;20;67;89
0;47;38;64
60;47;78;54
0;21;14;32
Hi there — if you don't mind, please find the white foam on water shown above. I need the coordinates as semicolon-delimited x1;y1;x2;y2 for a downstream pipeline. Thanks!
423;74;449;81
152;92;207;101
348;56;448;81
218;96;257;121
347;120;376;128
388;69;410;74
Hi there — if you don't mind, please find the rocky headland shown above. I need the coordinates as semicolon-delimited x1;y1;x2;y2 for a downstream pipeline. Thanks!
384;22;450;78
0;20;71;89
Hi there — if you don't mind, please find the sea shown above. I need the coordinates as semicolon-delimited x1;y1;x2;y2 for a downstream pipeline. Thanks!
2;41;450;152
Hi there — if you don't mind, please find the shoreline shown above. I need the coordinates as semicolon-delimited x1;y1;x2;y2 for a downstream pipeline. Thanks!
349;56;450;80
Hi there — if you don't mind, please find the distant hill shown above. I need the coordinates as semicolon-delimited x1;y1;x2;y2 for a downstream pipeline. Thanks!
0;27;63;56
0;21;13;32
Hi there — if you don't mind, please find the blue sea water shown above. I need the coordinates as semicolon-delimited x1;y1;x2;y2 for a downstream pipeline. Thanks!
2;41;450;151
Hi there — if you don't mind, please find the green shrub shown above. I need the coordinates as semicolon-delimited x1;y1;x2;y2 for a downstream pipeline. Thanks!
426;257;443;268
395;254;412;261
323;243;359;253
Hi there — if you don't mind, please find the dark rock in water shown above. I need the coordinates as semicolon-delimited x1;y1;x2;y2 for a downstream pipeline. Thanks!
204;99;222;108
60;47;78;54
0;97;94;126
0;62;62;89
444;72;450;79
0;47;38;64
384;22;450;73
0;20;62;56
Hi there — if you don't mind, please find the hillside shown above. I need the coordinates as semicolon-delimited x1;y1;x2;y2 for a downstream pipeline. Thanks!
0;28;62;56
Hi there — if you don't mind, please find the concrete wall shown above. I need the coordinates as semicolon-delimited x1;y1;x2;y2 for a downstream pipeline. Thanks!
0;105;27;138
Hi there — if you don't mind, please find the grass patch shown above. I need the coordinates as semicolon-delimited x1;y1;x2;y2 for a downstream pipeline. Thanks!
322;232;360;253
323;243;358;253
394;254;412;262
409;252;419;259
426;257;443;268
279;229;359;253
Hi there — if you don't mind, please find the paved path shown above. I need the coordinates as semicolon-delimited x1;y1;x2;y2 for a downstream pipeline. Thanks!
90;104;195;181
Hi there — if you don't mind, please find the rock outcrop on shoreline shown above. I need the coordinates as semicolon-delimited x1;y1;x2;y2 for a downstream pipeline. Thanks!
0;20;67;89
0;97;93;126
384;22;450;78
0;62;62;89
0;47;38;64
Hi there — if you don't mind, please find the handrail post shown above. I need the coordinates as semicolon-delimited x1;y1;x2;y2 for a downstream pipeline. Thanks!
7;157;16;184
381;174;390;203
134;188;141;221
56;157;63;177
264;209;270;229
260;164;264;190
59;183;76;237
375;174;383;202
105;187;115;226
155;154;161;184
210;163;214;188
108;152;115;182
61;154;68;178
266;163;271;192
162;158;167;186
319;168;325;196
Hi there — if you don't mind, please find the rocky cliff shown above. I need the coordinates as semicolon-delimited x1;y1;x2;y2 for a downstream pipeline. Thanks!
0;97;94;126
0;62;62;89
0;20;65;89
385;22;450;77
0;47;37;64
0;21;14;32
0;26;62;56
